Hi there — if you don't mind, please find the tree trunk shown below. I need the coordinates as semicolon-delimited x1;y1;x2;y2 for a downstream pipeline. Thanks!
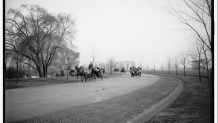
43;64;48;77
37;65;43;77
198;64;201;82
16;56;19;84
210;51;214;88
176;67;177;75
184;65;186;77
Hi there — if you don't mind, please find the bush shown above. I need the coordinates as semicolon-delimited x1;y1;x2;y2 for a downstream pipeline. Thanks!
121;68;126;73
114;68;119;72
60;70;65;76
5;67;31;79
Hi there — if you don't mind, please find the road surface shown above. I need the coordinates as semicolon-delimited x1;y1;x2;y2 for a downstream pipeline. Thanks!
5;74;161;122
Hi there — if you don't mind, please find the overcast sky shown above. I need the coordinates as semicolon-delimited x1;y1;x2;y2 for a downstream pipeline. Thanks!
6;0;197;68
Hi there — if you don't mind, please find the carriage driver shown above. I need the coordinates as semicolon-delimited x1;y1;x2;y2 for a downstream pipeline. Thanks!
88;62;93;70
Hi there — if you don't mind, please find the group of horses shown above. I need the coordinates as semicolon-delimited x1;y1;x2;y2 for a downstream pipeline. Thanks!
69;65;105;82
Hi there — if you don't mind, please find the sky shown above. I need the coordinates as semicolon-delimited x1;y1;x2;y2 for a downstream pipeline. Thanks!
5;0;198;68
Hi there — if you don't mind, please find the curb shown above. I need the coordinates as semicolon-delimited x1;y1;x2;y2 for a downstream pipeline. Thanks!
127;75;185;123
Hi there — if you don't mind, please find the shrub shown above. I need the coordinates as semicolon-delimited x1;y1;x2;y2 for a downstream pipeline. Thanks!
114;68;119;72
6;67;17;79
121;68;126;73
5;67;31;79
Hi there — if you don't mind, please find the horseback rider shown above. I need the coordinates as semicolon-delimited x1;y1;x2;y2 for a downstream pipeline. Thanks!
88;62;93;70
88;62;94;74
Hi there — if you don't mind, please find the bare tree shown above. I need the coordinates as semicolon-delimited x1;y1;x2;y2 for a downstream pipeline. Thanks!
153;61;156;73
146;62;149;73
56;47;80;80
179;50;190;76
131;60;136;67
201;39;212;85
5;5;76;77
89;49;100;65
5;34;26;83
166;56;173;75
125;61;131;71
109;57;114;74
174;55;180;75
161;62;164;74
190;39;204;81
155;0;213;84
139;62;143;69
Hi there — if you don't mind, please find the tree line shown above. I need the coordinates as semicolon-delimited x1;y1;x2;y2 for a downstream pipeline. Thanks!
150;0;213;88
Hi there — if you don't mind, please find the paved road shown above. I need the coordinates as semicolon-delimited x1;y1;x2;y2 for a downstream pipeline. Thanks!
5;74;159;122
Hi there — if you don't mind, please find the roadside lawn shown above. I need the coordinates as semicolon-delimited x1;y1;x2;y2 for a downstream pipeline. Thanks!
147;75;212;122
4;72;123;89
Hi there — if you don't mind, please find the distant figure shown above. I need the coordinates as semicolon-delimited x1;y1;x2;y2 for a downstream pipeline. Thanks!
60;70;65;76
88;62;93;70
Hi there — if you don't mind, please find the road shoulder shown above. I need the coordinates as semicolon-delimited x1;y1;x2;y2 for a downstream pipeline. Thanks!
147;75;212;122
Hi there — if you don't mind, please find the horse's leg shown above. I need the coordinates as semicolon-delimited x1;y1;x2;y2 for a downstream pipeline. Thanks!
85;75;87;82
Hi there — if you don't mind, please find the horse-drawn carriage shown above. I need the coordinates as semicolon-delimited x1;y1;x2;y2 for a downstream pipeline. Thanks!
69;66;104;82
130;67;141;77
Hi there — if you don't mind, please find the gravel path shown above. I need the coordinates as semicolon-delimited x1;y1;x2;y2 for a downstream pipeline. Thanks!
10;75;181;123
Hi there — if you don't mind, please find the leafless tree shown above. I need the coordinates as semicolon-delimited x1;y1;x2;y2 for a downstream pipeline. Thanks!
161;62;164;74
5;5;76;77
55;47;80;80
201;39;212;85
131;60;136;68
166;56;173;75
174;55;180;75
153;61;156;73
109;57;115;74
179;50;190;76
139;62;143;69
155;0;213;84
89;50;100;65
146;62;149;73
125;61;131;71
190;39;204;81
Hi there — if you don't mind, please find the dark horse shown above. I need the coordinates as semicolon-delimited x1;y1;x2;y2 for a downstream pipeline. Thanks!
74;65;86;82
91;67;104;80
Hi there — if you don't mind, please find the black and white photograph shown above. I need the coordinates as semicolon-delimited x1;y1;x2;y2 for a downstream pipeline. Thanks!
4;0;216;122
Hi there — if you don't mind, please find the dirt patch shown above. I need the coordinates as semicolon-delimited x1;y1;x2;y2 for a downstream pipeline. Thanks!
13;76;179;123
147;75;212;122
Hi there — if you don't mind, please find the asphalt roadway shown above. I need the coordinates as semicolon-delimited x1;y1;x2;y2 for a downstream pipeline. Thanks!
5;74;182;123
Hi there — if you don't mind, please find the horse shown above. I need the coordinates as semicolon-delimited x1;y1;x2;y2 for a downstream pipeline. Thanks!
91;67;104;80
83;69;94;82
74;65;86;82
69;69;75;77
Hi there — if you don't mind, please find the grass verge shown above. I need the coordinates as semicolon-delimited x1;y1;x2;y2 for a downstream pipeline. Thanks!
4;72;123;89
147;75;212;122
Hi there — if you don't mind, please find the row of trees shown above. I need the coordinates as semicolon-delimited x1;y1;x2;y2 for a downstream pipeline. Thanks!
151;0;213;88
144;45;211;87
5;5;79;80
